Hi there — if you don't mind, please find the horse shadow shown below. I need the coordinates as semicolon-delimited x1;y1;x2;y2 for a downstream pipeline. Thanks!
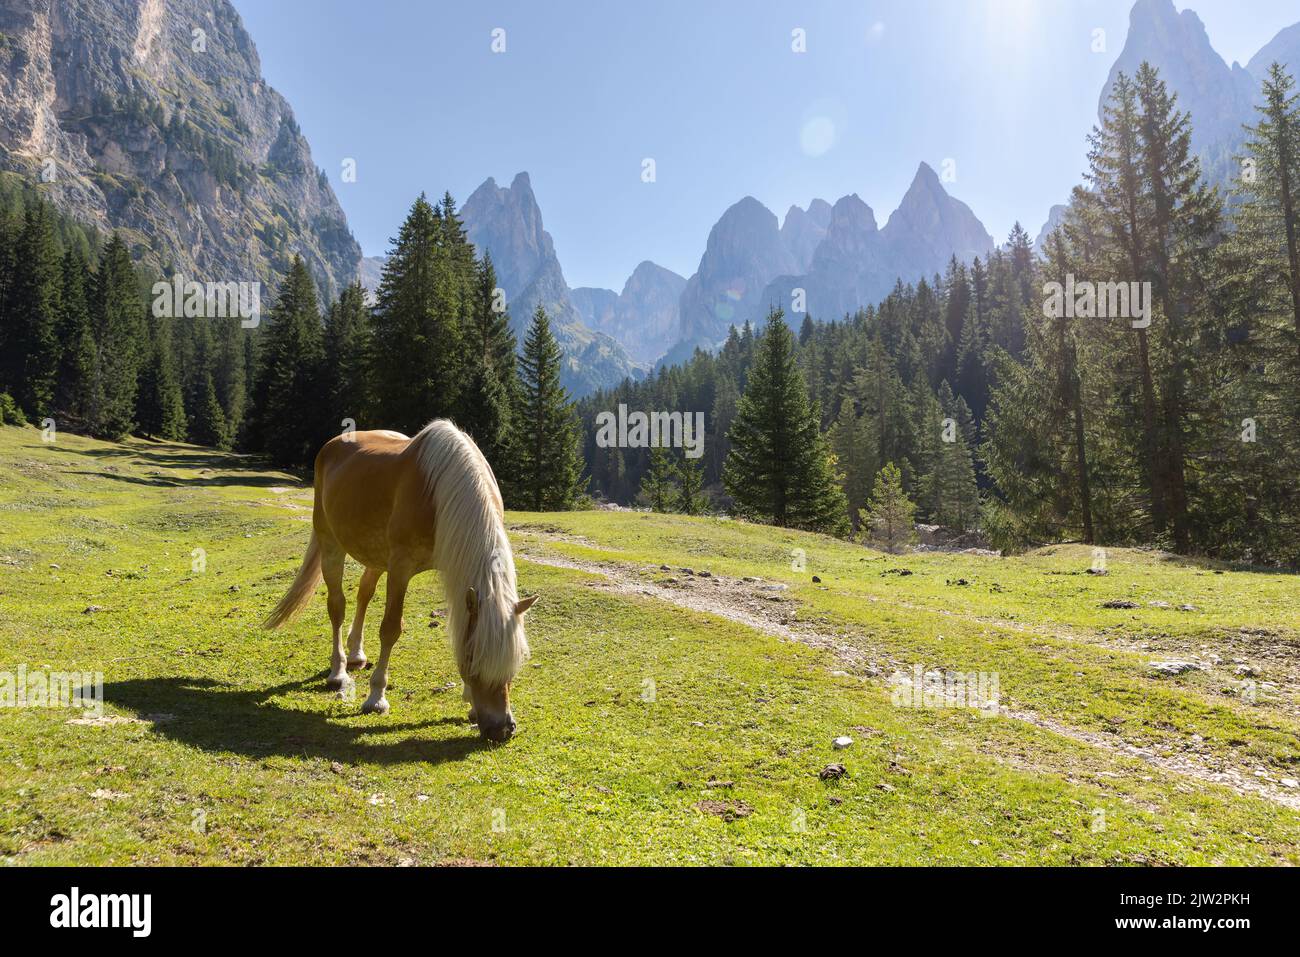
100;673;489;766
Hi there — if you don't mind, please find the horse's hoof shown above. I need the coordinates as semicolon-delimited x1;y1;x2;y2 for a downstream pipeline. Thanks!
325;675;347;690
361;698;390;715
467;708;478;724
346;657;368;672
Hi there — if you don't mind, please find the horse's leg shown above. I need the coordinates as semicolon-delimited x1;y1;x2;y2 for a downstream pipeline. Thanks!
361;564;410;715
322;541;349;690
347;567;381;670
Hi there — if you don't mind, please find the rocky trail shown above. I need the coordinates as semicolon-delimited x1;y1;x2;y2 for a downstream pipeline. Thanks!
517;542;1300;812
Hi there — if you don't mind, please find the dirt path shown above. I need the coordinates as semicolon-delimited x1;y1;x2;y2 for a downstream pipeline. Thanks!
518;547;1300;812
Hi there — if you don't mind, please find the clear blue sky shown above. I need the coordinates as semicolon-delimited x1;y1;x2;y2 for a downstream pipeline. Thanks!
232;0;1298;291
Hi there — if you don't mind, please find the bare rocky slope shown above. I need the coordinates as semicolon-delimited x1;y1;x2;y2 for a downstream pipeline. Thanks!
0;0;360;299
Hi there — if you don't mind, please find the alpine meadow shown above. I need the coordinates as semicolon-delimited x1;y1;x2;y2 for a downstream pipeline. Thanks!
0;0;1298;917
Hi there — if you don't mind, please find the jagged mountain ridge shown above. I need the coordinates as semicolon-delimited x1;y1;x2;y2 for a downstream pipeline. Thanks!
572;260;686;366
0;0;360;298
460;171;645;396
675;162;995;354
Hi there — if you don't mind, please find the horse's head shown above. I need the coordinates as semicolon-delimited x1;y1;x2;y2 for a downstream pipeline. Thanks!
460;587;536;742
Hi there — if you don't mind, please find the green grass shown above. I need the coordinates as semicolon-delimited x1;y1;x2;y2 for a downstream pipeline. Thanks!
1;424;1298;865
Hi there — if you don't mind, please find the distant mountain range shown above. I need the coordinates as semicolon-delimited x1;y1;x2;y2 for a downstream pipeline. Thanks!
7;0;1299;397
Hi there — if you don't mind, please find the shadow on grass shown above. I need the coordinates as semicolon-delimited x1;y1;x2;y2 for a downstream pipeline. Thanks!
101;673;489;766
45;442;305;489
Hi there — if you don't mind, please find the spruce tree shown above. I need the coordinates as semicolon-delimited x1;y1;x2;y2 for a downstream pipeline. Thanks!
639;447;678;513
55;248;99;424
458;254;516;465
249;257;326;466
93;235;143;439
370;194;466;432
723;308;848;534
514;306;582;510
675;453;706;515
323;281;374;427
862;462;917;552
8;201;63;418
136;313;187;441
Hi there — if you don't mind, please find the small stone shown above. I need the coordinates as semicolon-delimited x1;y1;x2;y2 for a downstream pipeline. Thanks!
1281;778;1298;789
1178;604;1197;612
1101;599;1139;609
833;735;853;750
698;570;712;578
1149;660;1199;677
819;763;847;781
811;575;821;583
1085;567;1107;576
1234;664;1257;677
330;761;345;774
83;605;104;614
228;584;240;592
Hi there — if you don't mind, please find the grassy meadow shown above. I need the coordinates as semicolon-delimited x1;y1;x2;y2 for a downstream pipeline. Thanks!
1;423;1298;865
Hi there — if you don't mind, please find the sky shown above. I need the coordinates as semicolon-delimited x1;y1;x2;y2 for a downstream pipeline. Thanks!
231;0;1300;292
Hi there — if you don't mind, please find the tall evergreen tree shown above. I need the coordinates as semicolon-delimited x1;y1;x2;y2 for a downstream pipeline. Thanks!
723;309;848;534
370;194;466;432
7;201;63;417
249;257;325;466
55;248;99;423
514;306;582;510
92;235;144;439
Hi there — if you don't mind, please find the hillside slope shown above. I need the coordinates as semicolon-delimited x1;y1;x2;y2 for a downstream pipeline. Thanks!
1;424;1297;864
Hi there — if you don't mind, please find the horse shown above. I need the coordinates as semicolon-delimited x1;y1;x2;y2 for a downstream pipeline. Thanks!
262;419;536;742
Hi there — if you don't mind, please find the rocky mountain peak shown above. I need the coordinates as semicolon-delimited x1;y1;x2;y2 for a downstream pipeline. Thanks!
0;0;360;298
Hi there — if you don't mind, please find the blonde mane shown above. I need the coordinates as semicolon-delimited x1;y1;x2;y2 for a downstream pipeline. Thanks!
410;420;529;686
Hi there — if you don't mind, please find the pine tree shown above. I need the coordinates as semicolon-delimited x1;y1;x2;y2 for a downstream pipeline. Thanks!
136;313;187;441
638;447;678;512
323;281;373;428
457;254;516;465
55;248;99;424
723;308;848;534
514;306;582;510
7;201;63;418
370;194;466;432
675;452;706;515
249;257;326;466
93;235;144;439
862;462;917;552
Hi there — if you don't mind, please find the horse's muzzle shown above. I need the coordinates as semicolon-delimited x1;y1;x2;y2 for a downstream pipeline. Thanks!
479;715;516;743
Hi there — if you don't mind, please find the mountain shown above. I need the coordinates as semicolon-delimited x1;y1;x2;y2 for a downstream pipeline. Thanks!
676;196;801;349
1033;204;1069;252
573;261;686;365
1247;22;1300;79
759;163;994;331
780;198;833;272
0;0;360;298
460;172;643;396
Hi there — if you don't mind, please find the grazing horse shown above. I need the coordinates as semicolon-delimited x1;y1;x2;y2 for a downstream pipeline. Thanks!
263;420;536;742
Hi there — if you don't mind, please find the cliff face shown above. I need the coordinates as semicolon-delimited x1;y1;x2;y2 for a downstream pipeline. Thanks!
461;172;644;396
0;0;360;297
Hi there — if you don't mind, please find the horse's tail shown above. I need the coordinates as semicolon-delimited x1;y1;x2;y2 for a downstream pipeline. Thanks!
263;530;323;629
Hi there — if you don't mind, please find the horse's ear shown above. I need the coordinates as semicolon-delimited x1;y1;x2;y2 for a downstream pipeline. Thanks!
466;587;478;615
514;594;539;616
